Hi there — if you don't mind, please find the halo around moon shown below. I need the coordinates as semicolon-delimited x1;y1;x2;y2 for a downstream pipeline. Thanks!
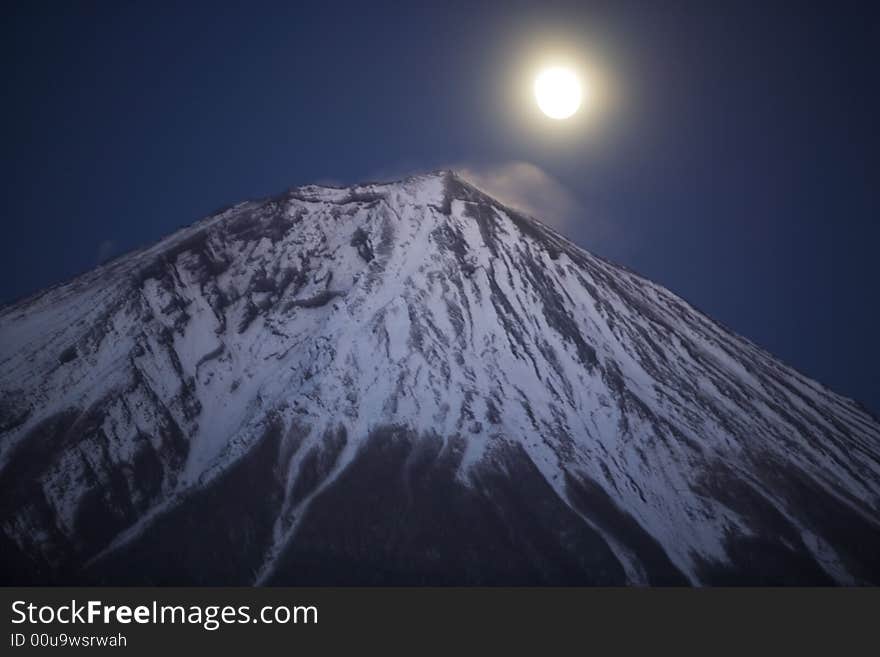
534;67;583;120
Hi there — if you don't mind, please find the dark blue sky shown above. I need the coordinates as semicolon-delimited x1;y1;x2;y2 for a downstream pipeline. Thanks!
2;1;878;413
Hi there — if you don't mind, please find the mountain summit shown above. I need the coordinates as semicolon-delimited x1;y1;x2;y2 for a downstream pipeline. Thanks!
2;171;878;585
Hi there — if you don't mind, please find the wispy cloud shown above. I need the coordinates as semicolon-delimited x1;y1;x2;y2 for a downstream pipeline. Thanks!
96;239;117;264
363;160;625;257
455;161;579;231
455;161;624;256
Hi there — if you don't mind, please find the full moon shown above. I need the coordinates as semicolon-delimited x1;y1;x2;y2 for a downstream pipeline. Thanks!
534;67;582;120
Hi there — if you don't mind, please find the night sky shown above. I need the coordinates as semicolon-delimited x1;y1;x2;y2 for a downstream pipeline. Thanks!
2;1;878;413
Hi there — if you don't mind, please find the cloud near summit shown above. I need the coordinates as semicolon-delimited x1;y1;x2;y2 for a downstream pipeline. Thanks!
365;161;621;258
455;161;580;231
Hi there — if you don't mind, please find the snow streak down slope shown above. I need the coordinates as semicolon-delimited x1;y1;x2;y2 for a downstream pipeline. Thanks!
1;172;879;585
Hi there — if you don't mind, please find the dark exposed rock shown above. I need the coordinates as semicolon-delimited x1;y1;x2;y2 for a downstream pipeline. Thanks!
351;227;374;262
268;428;626;585
58;345;78;364
82;416;287;585
285;290;344;310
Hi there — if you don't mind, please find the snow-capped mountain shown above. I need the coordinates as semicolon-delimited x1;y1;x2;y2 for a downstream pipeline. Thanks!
1;171;878;585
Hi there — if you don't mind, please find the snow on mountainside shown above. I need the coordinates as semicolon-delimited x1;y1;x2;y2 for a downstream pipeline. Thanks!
1;171;879;585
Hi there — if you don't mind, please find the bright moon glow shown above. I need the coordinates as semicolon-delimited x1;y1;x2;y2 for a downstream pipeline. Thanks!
534;67;582;120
